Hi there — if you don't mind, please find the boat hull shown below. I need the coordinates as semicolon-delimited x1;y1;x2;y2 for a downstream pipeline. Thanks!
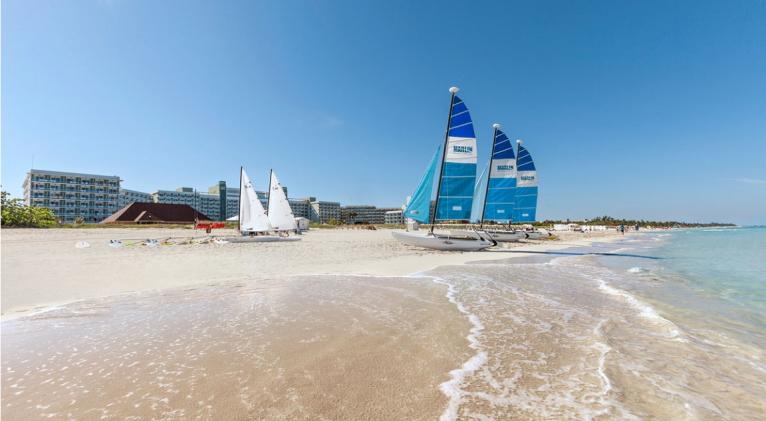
392;230;494;251
524;230;550;240
483;230;527;242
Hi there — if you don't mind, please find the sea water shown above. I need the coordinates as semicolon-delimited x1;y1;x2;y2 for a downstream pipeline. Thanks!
426;228;766;419
597;227;766;347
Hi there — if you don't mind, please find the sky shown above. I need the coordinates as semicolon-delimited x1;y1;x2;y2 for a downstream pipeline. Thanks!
3;0;765;225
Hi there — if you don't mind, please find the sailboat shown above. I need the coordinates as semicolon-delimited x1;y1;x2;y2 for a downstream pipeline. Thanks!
477;124;527;242
266;170;301;236
391;87;496;251
513;140;548;239
227;167;299;243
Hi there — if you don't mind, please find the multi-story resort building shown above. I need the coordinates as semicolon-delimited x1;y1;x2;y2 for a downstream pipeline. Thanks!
384;209;404;225
308;199;341;223
152;188;221;220
23;169;121;223
22;169;361;224
118;188;153;208
341;205;400;224
207;182;240;220
288;198;312;220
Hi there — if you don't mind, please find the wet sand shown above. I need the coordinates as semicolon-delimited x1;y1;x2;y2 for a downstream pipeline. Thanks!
1;227;629;419
2;275;470;420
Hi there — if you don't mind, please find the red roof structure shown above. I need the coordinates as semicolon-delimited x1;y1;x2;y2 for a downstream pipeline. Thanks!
101;202;212;224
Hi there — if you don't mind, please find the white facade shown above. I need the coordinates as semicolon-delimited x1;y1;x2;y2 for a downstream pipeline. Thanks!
310;200;341;223
23;169;121;223
385;209;404;225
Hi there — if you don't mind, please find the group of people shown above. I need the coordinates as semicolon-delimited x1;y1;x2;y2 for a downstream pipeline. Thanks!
617;224;641;235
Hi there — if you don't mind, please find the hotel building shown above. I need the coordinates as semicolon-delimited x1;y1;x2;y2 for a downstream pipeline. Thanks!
118;188;153;208
310;199;341;223
152;188;221;220
341;205;400;224
384;209;404;225
23;169;121;223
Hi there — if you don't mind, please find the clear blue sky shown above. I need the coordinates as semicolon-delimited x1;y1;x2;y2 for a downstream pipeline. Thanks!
3;0;765;224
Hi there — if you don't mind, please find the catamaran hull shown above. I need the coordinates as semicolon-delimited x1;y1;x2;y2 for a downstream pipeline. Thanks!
484;230;527;242
525;230;550;240
392;230;494;251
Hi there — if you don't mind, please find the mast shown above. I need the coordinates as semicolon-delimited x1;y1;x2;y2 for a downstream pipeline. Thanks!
514;139;522;229
430;86;459;234
238;166;243;233
480;123;501;229
266;169;273;216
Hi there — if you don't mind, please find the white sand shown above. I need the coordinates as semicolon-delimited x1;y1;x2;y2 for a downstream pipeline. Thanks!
1;227;620;318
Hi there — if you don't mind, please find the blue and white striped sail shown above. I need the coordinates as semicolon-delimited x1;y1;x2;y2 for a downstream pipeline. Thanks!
435;95;477;221
403;146;441;223
514;142;538;222
484;128;517;222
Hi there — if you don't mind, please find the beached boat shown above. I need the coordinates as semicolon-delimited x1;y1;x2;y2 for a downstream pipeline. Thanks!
473;123;526;242
227;167;299;243
392;87;495;251
266;170;301;235
392;230;495;251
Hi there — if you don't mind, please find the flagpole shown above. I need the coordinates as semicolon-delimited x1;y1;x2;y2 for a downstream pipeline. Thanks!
430;86;459;234
480;123;500;229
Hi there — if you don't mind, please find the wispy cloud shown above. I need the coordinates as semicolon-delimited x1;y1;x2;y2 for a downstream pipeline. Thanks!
735;178;766;185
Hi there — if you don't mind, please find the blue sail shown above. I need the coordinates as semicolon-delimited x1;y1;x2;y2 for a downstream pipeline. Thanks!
514;142;538;222
435;95;477;221
484;128;517;222
403;146;441;223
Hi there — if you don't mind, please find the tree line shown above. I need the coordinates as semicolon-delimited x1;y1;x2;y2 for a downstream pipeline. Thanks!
537;215;735;228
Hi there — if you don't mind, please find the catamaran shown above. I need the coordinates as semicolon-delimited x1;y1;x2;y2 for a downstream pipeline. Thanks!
392;87;496;251
513;140;549;239
475;123;526;242
227;167;300;243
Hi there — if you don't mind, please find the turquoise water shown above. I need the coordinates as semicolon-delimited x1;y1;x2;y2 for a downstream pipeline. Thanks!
656;227;766;325
597;226;766;348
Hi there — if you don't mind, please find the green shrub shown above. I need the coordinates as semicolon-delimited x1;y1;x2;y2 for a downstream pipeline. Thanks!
1;191;59;228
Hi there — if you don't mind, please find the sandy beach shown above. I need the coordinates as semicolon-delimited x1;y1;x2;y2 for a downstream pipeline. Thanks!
5;227;763;420
1;227;615;318
0;227;620;420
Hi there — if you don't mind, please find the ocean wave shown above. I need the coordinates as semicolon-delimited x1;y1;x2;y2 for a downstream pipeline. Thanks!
597;279;684;341
416;274;488;421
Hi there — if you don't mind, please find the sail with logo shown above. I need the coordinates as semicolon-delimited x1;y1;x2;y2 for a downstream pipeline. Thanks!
475;124;526;242
392;87;495;251
435;93;478;221
514;140;538;222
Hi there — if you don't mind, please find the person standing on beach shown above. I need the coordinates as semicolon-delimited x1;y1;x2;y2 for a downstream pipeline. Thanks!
619;224;625;235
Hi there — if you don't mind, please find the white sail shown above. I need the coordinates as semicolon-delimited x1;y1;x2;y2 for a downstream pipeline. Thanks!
267;170;297;231
239;168;272;233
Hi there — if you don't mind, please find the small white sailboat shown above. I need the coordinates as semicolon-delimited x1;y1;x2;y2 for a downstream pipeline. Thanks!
266;170;301;237
392;87;495;251
227;167;298;243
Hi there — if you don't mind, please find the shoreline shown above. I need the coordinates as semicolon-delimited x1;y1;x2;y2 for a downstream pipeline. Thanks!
1;228;623;320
